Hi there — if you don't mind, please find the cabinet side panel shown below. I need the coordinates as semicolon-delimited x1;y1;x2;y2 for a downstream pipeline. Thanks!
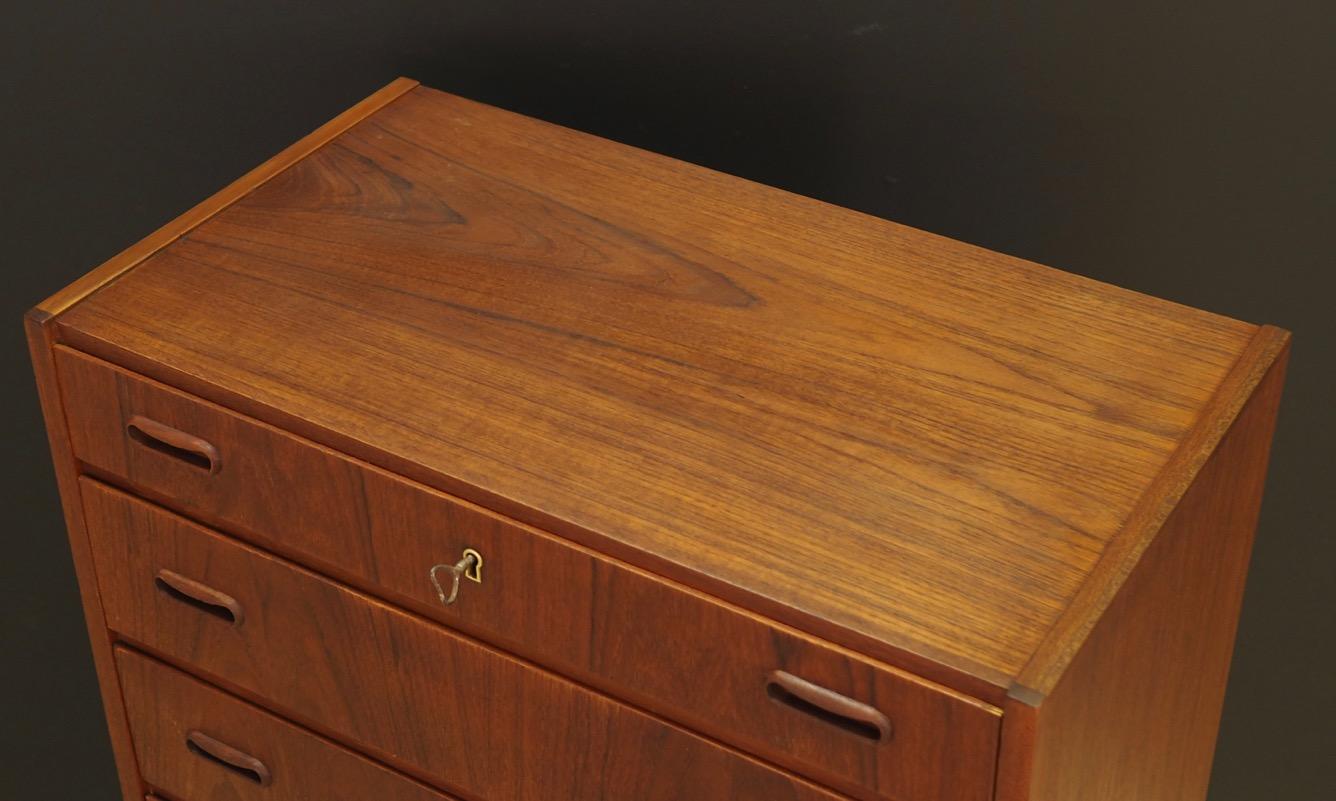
24;311;144;801
1023;343;1288;801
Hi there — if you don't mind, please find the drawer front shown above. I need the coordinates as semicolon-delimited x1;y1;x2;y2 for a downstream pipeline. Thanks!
85;479;850;801
61;347;1000;801
116;646;456;801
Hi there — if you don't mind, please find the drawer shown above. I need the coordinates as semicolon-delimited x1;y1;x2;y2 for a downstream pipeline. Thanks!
61;346;1000;801
116;646;457;801
84;478;852;801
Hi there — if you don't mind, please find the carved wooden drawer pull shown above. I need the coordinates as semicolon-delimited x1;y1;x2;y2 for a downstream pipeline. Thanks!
186;730;272;786
155;569;244;625
126;415;221;474
766;670;893;743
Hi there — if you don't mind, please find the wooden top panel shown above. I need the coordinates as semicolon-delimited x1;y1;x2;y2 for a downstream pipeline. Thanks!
55;84;1260;687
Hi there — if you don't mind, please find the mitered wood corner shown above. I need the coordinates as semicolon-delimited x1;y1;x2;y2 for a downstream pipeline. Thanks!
996;336;1289;801
1013;322;1291;702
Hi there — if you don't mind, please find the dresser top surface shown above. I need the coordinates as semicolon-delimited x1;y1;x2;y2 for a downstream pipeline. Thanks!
54;83;1271;689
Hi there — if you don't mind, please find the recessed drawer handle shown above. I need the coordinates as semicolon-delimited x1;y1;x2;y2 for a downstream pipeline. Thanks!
155;569;245;625
766;670;893;743
126;415;221;474
185;730;272;786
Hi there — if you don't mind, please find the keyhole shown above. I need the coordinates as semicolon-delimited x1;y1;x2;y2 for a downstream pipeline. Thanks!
462;548;484;583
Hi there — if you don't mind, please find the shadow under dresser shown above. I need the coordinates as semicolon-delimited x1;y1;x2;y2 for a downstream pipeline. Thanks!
26;78;1289;801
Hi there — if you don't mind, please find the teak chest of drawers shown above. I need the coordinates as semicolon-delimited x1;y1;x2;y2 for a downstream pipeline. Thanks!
26;78;1289;801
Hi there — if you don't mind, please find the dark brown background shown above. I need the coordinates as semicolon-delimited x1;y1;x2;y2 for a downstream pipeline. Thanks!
2;2;1332;798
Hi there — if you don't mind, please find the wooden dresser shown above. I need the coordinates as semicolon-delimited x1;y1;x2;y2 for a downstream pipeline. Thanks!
26;78;1289;801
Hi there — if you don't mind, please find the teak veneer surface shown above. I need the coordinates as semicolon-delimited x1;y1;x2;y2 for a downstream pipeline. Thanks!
56;346;999;801
84;479;854;801
54;83;1266;688
117;648;460;801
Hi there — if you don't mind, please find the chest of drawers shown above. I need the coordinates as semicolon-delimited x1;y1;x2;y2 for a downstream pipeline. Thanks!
27;78;1288;801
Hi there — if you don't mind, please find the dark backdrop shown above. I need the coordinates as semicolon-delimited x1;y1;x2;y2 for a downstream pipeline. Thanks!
3;3;1332;799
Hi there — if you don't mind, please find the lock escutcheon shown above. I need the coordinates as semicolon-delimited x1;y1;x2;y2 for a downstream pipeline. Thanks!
461;548;484;583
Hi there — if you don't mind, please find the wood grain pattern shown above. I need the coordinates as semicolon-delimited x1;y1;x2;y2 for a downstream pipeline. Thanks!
82;478;869;801
53;84;1265;688
997;341;1290;800
1013;324;1291;698
23;312;144;801
33;77;418;318
116;647;460;801
57;345;1000;801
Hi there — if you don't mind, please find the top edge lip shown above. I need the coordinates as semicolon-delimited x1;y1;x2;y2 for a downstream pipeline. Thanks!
1007;323;1290;705
28;77;421;321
